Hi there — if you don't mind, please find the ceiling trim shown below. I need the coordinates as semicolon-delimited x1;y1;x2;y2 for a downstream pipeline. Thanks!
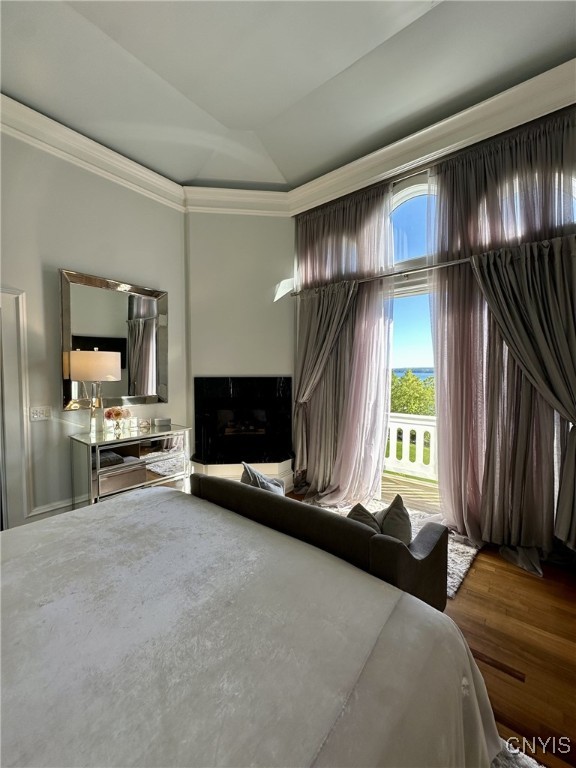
0;96;185;212
286;59;576;215
2;59;574;217
184;187;291;217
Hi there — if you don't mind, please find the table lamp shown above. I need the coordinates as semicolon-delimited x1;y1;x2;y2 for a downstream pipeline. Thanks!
69;348;122;436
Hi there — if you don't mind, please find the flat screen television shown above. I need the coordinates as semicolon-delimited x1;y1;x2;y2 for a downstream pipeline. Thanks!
193;376;293;464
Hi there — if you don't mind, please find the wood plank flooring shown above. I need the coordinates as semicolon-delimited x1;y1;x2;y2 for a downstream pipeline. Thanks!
445;547;576;768
381;471;441;513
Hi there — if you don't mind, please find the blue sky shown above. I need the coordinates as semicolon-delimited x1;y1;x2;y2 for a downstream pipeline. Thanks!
390;194;434;368
391;295;434;368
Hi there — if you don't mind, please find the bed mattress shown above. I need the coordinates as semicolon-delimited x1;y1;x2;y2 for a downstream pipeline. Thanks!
1;487;501;767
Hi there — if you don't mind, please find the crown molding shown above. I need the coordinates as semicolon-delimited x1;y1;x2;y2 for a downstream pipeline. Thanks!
2;59;574;217
286;59;576;215
183;186;291;217
0;95;185;212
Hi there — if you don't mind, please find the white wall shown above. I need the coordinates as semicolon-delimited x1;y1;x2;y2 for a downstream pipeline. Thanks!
187;212;295;372
1;132;296;519
186;211;295;438
1;134;186;516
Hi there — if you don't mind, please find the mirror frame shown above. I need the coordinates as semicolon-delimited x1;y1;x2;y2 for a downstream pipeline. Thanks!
60;269;168;410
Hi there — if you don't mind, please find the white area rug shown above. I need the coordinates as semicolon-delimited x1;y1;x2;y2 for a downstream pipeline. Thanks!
314;499;479;599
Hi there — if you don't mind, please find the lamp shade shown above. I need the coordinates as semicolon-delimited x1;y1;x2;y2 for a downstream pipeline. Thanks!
69;350;121;382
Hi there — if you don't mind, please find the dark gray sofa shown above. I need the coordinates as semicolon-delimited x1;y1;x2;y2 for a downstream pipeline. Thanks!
190;474;449;611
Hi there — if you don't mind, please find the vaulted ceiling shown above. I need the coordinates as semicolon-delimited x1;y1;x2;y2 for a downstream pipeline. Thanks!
2;1;575;191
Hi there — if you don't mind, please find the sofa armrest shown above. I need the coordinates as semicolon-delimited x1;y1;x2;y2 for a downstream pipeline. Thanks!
369;522;448;611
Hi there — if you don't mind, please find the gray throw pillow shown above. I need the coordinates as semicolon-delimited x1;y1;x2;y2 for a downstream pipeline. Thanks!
373;495;412;545
240;462;284;495
347;503;380;534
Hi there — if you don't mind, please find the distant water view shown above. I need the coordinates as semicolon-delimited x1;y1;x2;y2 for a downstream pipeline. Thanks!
393;367;434;382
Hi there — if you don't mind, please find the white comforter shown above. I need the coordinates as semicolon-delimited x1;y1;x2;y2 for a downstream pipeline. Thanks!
1;487;501;768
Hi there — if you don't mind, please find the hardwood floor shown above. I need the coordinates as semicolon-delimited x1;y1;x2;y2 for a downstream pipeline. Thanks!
381;471;440;513
445;546;576;768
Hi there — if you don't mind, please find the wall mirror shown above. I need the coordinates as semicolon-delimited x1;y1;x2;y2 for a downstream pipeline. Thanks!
60;269;168;410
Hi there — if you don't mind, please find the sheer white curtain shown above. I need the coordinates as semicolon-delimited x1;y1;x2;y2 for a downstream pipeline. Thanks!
319;279;392;506
294;184;394;506
429;109;575;556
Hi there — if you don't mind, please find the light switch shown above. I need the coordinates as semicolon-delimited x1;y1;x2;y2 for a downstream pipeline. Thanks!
30;406;52;421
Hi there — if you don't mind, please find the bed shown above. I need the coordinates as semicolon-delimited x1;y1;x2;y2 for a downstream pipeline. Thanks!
1;485;501;767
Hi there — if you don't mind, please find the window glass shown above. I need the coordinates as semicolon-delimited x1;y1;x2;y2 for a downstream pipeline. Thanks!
391;193;435;263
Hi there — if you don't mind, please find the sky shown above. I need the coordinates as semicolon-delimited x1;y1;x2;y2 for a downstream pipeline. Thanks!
391;294;434;368
390;194;434;369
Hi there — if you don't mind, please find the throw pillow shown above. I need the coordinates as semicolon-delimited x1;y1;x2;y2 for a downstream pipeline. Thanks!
240;462;284;495
374;495;412;545
347;503;380;534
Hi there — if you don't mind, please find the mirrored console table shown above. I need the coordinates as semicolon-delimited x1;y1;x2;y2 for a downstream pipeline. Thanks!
71;425;191;508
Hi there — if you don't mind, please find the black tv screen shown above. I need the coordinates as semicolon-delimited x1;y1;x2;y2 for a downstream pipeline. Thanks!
193;376;292;464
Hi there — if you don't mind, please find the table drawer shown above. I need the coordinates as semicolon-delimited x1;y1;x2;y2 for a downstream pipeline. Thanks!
99;464;147;497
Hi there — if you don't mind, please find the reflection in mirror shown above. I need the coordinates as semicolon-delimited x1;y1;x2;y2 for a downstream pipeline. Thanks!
60;270;168;410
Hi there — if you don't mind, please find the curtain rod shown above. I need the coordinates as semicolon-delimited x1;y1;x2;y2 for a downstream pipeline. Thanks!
291;256;472;296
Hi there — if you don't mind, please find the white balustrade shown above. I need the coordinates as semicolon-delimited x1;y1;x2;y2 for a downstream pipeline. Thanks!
384;413;437;480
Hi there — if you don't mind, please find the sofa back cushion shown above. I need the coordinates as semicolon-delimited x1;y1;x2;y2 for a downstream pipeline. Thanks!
190;475;375;572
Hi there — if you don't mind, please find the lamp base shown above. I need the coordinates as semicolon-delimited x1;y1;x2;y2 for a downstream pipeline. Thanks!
90;382;104;437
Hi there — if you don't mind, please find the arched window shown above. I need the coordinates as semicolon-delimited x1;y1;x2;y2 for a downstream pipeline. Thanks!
390;175;435;298
391;181;433;263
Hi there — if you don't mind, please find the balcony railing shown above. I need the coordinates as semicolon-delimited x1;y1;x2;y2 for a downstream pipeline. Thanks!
384;412;437;481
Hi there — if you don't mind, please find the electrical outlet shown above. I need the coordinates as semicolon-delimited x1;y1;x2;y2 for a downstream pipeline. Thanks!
30;406;52;421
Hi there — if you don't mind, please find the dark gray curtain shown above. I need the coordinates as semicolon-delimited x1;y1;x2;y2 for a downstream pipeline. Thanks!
293;282;357;483
472;235;576;549
430;108;575;553
481;322;557;551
